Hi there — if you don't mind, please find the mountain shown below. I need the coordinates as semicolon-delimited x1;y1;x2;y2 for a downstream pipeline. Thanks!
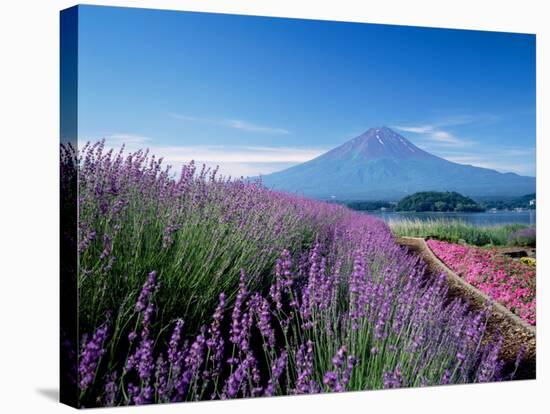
260;127;535;200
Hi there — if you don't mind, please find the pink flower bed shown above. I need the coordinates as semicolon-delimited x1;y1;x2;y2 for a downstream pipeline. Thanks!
427;239;536;325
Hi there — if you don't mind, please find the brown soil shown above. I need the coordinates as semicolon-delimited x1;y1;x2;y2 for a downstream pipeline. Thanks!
396;236;536;380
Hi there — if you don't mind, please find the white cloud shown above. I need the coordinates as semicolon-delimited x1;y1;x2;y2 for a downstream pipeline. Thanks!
154;145;324;163
431;131;452;140
99;133;152;145
394;114;534;175
169;113;290;135
80;134;325;177
224;120;290;135
393;124;468;146
393;114;501;148
202;162;297;178
392;125;434;134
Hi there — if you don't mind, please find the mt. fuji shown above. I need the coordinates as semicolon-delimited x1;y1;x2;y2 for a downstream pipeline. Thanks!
260;127;535;200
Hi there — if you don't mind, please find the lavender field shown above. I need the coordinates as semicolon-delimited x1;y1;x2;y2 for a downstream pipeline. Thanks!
62;141;520;407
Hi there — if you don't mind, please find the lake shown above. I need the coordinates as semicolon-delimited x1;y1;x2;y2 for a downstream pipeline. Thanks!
368;210;536;226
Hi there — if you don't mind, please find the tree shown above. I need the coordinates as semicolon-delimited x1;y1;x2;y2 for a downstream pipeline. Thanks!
396;191;484;212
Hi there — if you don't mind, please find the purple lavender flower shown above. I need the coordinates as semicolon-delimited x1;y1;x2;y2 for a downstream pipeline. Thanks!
222;353;255;399
323;371;340;391
206;293;226;375
332;346;347;368
126;383;140;405
168;319;184;366
270;255;284;310
132;384;153;405
374;297;391;339
294;340;319;394
236;310;254;353
162;223;182;249
230;270;247;344
349;250;366;330
136;337;155;381
383;367;403;389
142;302;155;334
255;294;276;347
341;356;356;387
78;322;109;391
178;327;206;397
264;351;288;396
323;346;355;392
155;354;169;402
103;372;118;406
136;271;157;312
440;369;452;385
476;335;504;383
78;230;96;253
280;249;293;288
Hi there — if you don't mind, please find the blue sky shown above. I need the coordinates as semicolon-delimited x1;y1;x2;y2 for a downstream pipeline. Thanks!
76;5;536;177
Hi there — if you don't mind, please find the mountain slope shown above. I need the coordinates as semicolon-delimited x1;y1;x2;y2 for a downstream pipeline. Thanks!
260;127;535;200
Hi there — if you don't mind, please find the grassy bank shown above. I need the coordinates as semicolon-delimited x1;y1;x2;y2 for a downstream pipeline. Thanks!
389;218;534;247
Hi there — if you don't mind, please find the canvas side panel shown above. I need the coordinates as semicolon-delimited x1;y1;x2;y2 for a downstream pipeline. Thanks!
60;5;79;408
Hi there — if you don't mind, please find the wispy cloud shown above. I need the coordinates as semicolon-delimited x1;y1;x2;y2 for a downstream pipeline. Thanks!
224;120;290;135
81;133;324;177
393;125;434;134
394;114;534;176
393;124;470;147
168;114;204;122
100;133;152;145
154;145;324;164
169;113;291;135
393;114;500;148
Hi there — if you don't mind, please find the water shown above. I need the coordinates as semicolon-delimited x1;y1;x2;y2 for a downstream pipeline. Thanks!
368;210;536;226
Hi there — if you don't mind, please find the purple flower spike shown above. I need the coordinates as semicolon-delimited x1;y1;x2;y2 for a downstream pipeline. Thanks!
230;270;248;345
332;346;347;368
207;293;226;376
383;367;403;389
323;346;355;392
255;295;276;347
136;337;155;381
78;322;109;391
294;340;319;394
223;353;255;399
103;372;118;406
136;271;158;312
264;351;288;396
168;319;184;366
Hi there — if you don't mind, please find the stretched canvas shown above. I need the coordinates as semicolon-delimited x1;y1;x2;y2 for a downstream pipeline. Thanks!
60;4;536;408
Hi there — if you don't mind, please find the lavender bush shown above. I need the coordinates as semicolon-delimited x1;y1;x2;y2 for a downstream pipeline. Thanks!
62;142;514;407
75;141;348;334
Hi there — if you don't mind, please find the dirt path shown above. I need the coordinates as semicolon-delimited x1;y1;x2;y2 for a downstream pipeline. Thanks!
396;236;536;380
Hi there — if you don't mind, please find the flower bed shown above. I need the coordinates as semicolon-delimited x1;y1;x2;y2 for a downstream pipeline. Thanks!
426;240;536;325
